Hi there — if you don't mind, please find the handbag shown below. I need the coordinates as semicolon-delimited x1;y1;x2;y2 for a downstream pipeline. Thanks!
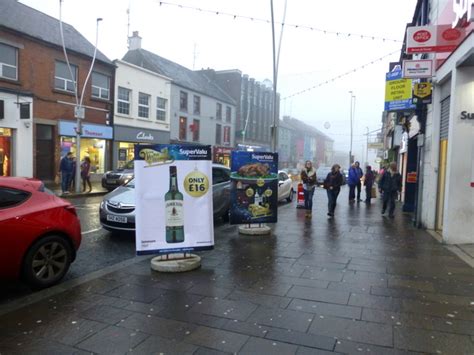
371;186;377;198
54;174;60;185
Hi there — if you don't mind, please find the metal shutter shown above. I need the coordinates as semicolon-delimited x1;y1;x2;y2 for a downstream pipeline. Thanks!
440;96;450;140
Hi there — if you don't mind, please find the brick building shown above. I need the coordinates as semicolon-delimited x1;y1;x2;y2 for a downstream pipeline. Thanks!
0;0;115;180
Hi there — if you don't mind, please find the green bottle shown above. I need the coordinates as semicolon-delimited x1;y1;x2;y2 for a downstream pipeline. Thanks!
165;166;184;243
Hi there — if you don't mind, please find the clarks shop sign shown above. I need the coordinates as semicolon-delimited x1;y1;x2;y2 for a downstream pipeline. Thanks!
136;131;154;141
114;125;170;143
460;111;474;120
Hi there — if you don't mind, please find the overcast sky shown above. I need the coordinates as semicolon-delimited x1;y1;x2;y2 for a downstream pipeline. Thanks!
20;0;417;165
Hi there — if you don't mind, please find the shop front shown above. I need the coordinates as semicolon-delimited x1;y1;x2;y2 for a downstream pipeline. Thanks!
113;125;170;168
58;120;113;174
213;146;234;167
0;128;12;176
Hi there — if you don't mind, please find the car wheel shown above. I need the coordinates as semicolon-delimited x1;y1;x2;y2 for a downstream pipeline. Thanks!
286;188;294;202
22;235;73;289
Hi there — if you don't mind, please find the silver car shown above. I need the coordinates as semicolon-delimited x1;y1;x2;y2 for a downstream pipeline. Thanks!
99;164;231;233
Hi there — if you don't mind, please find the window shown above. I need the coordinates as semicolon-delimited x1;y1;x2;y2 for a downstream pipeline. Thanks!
138;92;150;118
179;117;187;140
212;167;230;185
216;103;222;120
223;126;231;144
215;123;222;145
55;61;77;92
0;187;31;209
226;106;231;123
193;95;200;115
0;43;17;80
192;119;200;142
91;72;110;100
156;97;167;121
20;103;30;119
117;87;131;115
180;91;188;111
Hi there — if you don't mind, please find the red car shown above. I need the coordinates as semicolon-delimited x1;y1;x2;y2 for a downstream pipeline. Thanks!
0;177;81;288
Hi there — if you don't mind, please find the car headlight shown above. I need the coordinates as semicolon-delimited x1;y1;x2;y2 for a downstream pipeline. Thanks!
100;200;105;210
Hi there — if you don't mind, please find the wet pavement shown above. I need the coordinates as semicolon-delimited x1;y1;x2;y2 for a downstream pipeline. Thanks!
1;187;474;354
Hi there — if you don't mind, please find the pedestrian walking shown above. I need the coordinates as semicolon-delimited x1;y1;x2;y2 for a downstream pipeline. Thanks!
300;160;317;218
379;162;402;218
364;166;375;204
59;152;74;195
81;156;92;193
348;161;363;202
324;164;344;217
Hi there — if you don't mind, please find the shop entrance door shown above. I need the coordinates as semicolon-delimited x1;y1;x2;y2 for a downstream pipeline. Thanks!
436;97;450;231
36;124;54;181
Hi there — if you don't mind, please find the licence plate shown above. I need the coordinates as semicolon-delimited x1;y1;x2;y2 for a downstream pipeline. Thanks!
107;215;127;223
107;179;117;184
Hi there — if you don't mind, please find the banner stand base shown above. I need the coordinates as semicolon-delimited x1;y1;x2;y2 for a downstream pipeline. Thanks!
238;224;271;235
151;253;201;273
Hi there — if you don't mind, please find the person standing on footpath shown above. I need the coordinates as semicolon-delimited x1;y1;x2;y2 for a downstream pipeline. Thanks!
59;152;74;195
348;161;363;202
379;162;402;218
364;165;375;204
324;164;344;217
81;156;92;193
300;160;317;218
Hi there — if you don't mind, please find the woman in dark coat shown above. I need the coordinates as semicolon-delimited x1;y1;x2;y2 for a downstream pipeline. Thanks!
364;165;375;204
81;156;92;193
324;164;344;217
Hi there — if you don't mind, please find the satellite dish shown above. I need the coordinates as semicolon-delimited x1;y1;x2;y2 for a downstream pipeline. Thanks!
324;122;330;129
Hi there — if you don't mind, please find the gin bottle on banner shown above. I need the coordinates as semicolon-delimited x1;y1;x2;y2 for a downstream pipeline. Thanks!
165;166;184;243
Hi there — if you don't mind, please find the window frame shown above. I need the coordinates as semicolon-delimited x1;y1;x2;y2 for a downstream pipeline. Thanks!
117;87;131;115
192;119;200;142
226;106;232;123
54;61;77;93
156;97;167;121
179;116;187;141
0;43;18;81
180;91;188;112
138;92;150;118
193;95;201;115
216;103;222;120
91;72;110;100
215;123;222;145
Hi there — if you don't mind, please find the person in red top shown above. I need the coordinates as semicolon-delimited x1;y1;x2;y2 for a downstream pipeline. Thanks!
80;156;92;193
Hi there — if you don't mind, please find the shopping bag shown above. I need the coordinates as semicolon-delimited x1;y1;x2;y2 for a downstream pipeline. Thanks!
371;186;377;198
54;174;60;185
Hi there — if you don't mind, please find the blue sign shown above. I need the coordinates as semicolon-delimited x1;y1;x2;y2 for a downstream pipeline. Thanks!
230;151;279;224
59;120;113;139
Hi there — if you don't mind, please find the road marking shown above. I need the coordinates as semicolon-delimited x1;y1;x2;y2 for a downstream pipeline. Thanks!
81;227;102;235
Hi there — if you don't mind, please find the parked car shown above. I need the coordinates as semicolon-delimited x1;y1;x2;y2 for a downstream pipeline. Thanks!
100;164;231;233
102;160;135;191
286;168;300;181
0;177;81;288
278;170;294;202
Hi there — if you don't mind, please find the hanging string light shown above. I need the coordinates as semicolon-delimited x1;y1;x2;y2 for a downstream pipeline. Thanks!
281;49;401;100
157;1;402;43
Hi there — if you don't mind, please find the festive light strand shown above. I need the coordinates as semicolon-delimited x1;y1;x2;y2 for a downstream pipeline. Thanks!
158;1;402;43
281;49;401;100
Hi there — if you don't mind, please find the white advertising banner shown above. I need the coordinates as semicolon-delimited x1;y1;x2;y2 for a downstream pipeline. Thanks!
134;144;214;255
402;59;434;78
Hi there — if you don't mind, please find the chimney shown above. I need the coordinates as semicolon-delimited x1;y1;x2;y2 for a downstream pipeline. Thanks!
128;31;142;50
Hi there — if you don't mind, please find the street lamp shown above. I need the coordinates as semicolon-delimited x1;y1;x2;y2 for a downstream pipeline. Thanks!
348;91;356;165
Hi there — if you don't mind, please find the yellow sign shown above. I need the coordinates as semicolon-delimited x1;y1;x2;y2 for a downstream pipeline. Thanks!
183;170;209;197
413;82;432;98
385;78;412;102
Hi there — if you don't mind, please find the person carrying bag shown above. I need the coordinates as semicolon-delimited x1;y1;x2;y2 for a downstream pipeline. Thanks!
300;160;317;219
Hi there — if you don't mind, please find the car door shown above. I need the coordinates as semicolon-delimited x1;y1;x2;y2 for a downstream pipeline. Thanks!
212;167;230;216
278;172;290;200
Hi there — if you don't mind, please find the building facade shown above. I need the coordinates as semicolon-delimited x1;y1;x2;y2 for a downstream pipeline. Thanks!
113;59;171;168
0;0;115;181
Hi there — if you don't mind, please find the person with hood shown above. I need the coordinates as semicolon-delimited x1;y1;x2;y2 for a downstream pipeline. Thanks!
300;160;317;218
348;161;363;202
379;161;402;218
324;164;344;217
364;165;375;204
59;152;74;195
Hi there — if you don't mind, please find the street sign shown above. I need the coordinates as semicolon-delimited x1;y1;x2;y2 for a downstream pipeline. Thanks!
413;82;433;105
74;106;85;119
384;70;415;111
406;25;465;54
402;59;434;78
368;142;384;150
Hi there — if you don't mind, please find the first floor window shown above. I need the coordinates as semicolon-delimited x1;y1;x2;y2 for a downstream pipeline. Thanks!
216;103;222;120
138;92;150;118
192;119;200;142
55;61;77;92
223;126;231;144
91;72;110;100
226;106;231;123
117;87;131;115
179;117;187;140
180;91;188;111
156;97;167;121
0;43;18;80
215;123;222;145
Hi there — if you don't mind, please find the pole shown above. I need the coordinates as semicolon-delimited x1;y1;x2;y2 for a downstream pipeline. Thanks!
270;0;278;153
348;92;353;165
366;126;369;167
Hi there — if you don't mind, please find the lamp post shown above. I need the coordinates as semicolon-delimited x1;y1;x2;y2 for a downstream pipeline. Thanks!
348;91;355;165
365;126;369;167
270;0;278;153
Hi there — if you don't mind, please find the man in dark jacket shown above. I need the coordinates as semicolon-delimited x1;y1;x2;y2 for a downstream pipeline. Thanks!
59;152;74;195
348;161;363;202
379;162;402;218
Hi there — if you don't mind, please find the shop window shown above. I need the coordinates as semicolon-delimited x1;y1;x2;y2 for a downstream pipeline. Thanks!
215;123;222;145
138;92;150;118
0;100;4;119
180;91;188;112
226;106;231;123
60;136;106;174
55;61;77;92
20;103;30;119
0;128;12;176
192;119;200;142
179;117;187;140
91;72;110;100
193;95;200;115
117;87;131;115
216;103;222;120
118;142;136;168
156;97;167;121
0;43;17;80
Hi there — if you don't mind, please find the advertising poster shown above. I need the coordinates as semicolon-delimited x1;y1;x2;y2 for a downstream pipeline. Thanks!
230;151;278;224
134;144;214;255
384;69;416;111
